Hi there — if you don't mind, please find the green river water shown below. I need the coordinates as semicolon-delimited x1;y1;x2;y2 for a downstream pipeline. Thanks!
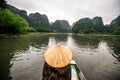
0;33;120;80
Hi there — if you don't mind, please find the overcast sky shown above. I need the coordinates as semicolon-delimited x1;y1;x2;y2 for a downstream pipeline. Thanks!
7;0;120;25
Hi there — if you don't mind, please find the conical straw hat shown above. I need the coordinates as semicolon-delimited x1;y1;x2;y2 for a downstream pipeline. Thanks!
44;44;72;68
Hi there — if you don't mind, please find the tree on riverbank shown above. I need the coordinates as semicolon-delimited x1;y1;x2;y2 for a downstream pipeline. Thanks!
0;9;30;34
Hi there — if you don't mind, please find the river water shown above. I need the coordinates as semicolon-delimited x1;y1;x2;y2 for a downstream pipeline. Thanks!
0;33;120;80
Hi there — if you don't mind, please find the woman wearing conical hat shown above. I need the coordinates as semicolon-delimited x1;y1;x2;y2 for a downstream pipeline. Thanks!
42;44;72;80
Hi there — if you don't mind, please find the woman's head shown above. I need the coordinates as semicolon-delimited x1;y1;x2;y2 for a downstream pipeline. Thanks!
42;44;72;80
42;62;71;80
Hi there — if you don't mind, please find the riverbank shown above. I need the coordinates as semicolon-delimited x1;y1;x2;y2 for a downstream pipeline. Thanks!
0;32;70;38
76;33;120;37
0;32;44;38
0;32;120;38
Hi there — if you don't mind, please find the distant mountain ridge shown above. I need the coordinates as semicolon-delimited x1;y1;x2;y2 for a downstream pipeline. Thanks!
6;4;120;34
7;4;72;32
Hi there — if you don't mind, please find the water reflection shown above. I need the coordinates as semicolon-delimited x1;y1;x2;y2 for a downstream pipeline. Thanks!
0;37;30;80
70;35;120;80
30;35;49;49
0;52;13;80
72;35;100;49
50;34;68;42
47;34;68;47
0;34;120;80
104;36;120;62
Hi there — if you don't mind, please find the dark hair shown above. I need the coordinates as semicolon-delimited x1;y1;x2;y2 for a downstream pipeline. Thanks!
42;62;71;80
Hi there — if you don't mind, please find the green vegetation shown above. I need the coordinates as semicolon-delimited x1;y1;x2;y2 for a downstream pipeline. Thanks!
0;0;32;34
0;9;30;34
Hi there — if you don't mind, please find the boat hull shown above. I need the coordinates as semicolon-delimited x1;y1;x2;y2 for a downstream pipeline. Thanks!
70;60;86;80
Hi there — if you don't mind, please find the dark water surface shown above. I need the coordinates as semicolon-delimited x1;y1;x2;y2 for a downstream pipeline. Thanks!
0;33;120;80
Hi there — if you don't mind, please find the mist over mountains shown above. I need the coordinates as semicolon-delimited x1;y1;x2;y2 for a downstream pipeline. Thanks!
7;4;120;34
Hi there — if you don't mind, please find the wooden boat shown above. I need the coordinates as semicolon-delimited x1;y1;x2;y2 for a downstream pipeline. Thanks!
70;60;86;80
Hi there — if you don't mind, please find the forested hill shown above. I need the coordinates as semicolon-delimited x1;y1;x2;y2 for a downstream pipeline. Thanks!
107;15;120;35
72;16;120;34
51;20;71;32
72;17;105;34
28;13;51;32
7;4;51;32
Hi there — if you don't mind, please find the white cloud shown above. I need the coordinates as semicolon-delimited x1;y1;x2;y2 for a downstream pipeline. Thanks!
7;0;120;25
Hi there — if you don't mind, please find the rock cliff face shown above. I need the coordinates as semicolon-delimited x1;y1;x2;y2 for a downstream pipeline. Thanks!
28;13;51;31
19;10;28;19
110;15;120;25
7;4;51;32
7;4;20;14
109;15;120;34
92;16;105;32
7;4;28;20
72;18;94;33
51;20;71;32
